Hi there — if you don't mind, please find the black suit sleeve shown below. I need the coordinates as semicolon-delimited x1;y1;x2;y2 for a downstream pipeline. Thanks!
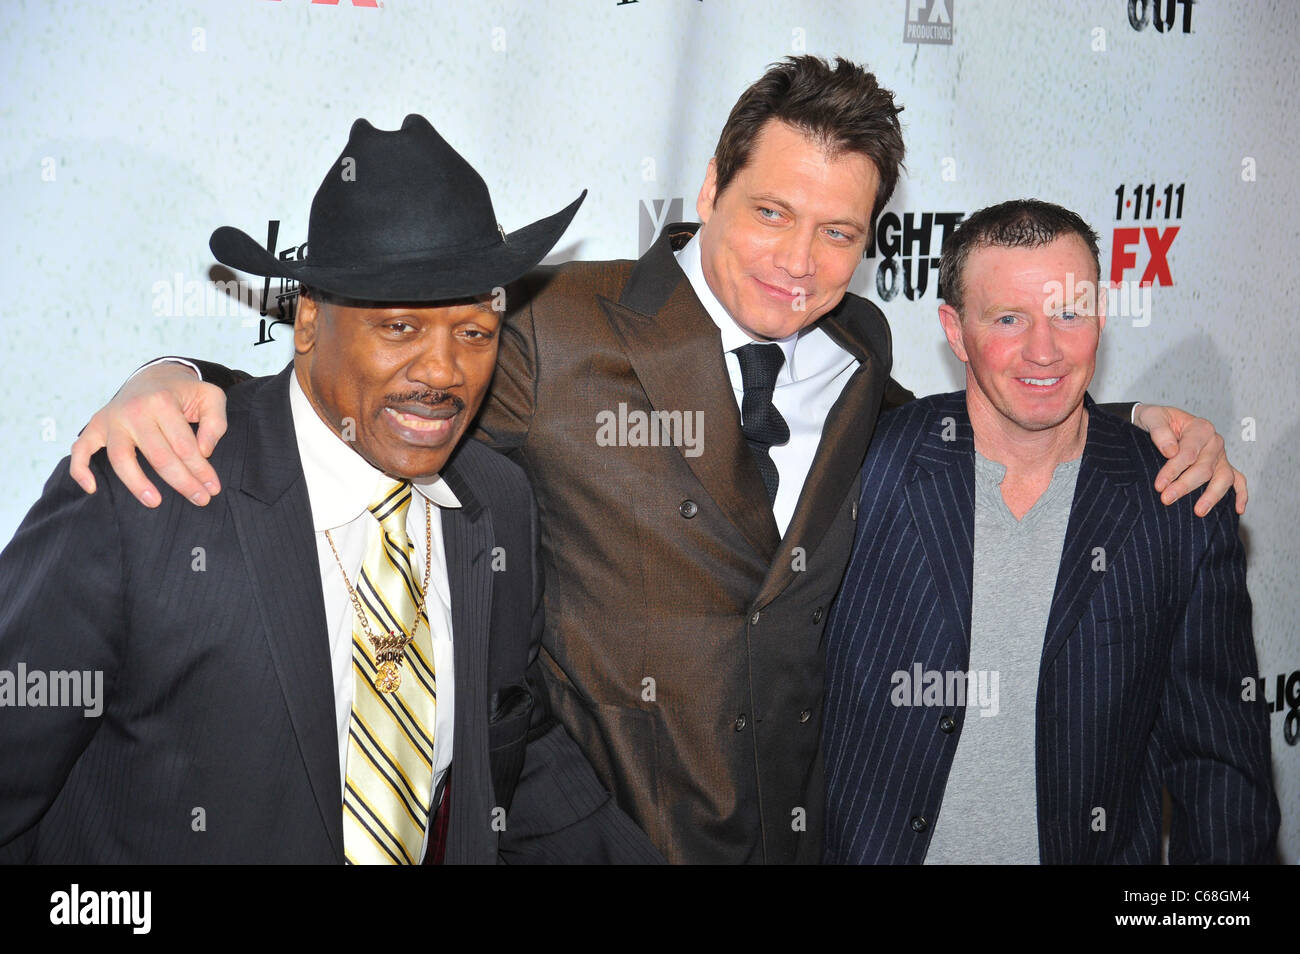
133;357;250;390
882;375;916;412
161;358;251;390
0;456;123;859
1097;402;1136;421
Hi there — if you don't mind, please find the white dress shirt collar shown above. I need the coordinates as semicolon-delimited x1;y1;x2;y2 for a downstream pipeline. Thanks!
288;370;461;531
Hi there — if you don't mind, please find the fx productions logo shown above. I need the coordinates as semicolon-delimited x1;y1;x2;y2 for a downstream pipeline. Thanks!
1127;0;1195;33
904;0;953;45
1110;182;1183;287
865;210;965;302
639;198;685;256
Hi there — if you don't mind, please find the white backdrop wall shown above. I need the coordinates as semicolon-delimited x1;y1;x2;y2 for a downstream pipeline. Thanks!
1;0;1296;860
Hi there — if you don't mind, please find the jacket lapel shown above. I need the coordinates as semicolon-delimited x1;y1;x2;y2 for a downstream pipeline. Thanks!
434;453;496;864
226;364;343;860
1039;397;1139;672
603;224;780;563
756;304;889;606
903;394;977;655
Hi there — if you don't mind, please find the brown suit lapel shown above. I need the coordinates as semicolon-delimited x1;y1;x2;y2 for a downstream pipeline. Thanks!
602;225;780;563
603;224;891;592
755;298;890;608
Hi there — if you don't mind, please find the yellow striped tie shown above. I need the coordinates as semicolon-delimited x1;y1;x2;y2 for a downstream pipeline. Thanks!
342;479;437;865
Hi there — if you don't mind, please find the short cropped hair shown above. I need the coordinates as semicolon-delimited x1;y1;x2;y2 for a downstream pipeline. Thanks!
938;199;1101;314
711;55;905;224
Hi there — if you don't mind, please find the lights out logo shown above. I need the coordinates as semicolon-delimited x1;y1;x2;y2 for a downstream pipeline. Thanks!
864;210;965;303
1251;670;1300;746
1127;0;1195;34
254;219;303;347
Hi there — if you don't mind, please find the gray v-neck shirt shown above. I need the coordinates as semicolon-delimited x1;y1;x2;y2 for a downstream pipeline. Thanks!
923;451;1081;865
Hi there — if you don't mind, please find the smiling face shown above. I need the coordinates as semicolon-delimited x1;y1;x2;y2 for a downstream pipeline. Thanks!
938;234;1105;442
695;119;880;340
293;292;500;479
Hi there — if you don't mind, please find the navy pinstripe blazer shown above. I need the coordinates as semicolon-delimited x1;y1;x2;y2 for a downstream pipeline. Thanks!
824;391;1279;864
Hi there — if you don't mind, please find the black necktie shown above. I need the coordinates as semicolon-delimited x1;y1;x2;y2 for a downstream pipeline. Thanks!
733;343;790;505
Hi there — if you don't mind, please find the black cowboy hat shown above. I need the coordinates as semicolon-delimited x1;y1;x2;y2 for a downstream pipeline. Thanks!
209;114;585;302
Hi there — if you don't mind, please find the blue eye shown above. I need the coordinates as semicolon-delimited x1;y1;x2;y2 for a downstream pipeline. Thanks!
997;315;1016;325
758;207;781;219
1059;311;1079;321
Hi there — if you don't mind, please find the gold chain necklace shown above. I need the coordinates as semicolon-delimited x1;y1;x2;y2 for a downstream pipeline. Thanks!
325;494;433;694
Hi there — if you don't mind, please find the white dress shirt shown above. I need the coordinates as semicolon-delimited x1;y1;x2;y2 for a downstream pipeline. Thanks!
287;372;457;825
675;233;860;535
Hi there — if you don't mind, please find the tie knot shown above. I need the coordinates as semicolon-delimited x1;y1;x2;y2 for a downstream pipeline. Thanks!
734;342;785;393
369;479;413;536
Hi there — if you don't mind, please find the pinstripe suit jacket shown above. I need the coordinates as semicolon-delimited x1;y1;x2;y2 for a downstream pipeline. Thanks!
824;391;1279;864
0;364;660;863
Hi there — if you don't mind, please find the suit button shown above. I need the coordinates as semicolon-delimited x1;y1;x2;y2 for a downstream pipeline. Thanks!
852;500;859;521
679;499;699;518
734;714;747;731
910;816;928;833
938;715;956;733
750;611;761;625
799;709;811;723
812;607;824;624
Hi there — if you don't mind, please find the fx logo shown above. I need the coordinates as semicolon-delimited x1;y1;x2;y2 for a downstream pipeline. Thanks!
1110;228;1177;286
638;198;684;256
904;0;953;45
1109;182;1184;286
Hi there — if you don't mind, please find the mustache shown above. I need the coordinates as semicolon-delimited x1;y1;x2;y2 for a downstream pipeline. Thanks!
385;390;466;412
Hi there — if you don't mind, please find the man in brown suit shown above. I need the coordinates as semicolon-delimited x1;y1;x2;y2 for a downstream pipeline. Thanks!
71;57;1243;863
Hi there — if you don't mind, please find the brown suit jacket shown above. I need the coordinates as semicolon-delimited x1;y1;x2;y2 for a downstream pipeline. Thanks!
475;224;912;862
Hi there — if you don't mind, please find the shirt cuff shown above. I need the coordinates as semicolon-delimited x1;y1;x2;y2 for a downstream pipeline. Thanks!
132;357;203;382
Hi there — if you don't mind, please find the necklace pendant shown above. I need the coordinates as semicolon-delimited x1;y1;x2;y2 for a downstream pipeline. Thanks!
375;660;403;694
368;630;414;694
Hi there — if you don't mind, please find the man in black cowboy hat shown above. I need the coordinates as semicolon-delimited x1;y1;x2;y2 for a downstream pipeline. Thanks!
0;115;660;863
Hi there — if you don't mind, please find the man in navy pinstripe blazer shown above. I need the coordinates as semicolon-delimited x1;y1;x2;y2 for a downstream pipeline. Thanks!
824;200;1278;864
